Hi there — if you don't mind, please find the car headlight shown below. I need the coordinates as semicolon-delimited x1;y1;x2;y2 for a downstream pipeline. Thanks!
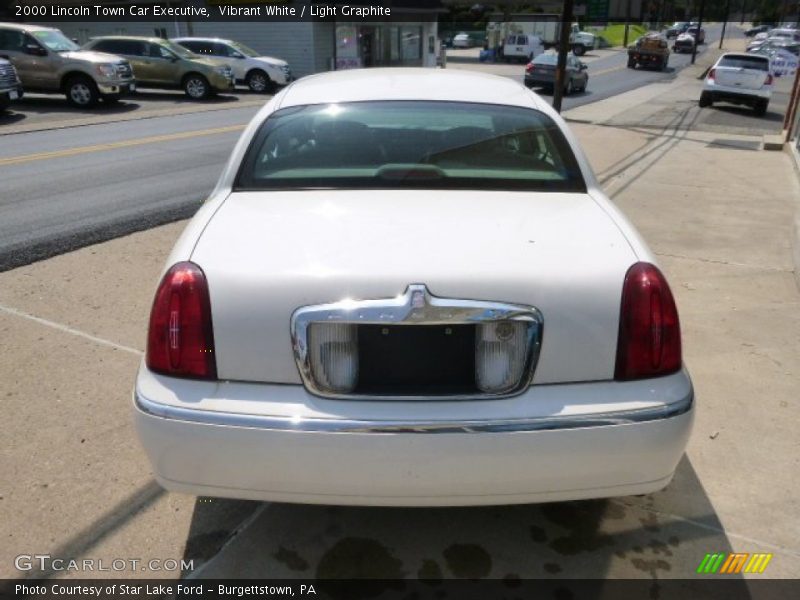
95;64;117;78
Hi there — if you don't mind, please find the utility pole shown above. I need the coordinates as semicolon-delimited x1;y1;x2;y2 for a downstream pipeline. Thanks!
691;0;706;65
623;0;632;48
720;0;731;49
783;65;800;143
552;0;575;113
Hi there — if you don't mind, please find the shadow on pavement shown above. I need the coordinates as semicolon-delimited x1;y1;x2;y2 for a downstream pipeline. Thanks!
180;456;749;587
14;96;140;116
0;111;26;126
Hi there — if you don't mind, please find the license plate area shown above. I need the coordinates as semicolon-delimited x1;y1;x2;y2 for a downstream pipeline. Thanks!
355;324;476;395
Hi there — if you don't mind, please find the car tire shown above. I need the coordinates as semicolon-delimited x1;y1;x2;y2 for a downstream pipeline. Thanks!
183;73;211;100
65;75;99;108
573;44;585;56
246;69;272;94
754;100;768;116
627;58;636;68
698;92;712;108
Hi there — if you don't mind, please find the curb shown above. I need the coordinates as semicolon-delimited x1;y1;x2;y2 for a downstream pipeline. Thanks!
787;141;800;291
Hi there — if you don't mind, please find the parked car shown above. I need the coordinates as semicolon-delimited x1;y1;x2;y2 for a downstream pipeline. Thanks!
628;33;670;70
665;21;689;38
674;27;704;53
173;37;292;93
134;68;693;507
745;24;770;37
83;36;234;99
503;33;544;63
0;57;23;112
452;32;475;48
524;51;588;93
0;23;135;107
767;28;800;44
700;52;772;116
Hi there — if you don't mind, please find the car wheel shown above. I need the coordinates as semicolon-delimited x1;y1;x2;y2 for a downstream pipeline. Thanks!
627;58;636;68
246;69;272;94
573;44;585;56
65;76;99;108
183;74;211;100
698;92;712;108
754;100;768;116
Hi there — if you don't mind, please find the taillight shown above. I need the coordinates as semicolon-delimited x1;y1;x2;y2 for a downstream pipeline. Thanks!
614;262;681;381
146;262;217;379
707;68;715;81
765;73;773;85
526;63;534;73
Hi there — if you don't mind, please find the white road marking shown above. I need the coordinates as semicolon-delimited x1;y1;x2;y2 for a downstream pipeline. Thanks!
0;302;143;356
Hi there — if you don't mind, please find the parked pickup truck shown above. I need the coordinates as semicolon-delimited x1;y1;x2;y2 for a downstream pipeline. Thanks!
0;22;135;107
0;57;23;112
627;33;670;70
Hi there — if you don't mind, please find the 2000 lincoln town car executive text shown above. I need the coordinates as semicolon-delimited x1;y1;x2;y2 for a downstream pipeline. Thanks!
133;68;694;506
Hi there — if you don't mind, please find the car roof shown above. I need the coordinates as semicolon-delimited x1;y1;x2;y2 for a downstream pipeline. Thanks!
0;22;58;32
173;37;232;43
279;68;546;111
720;52;769;61
90;35;165;43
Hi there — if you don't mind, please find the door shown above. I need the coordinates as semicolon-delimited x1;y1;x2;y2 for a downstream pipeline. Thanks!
141;43;181;85
0;29;49;89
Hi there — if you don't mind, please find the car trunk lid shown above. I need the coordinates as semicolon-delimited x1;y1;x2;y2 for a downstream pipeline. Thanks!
191;190;638;387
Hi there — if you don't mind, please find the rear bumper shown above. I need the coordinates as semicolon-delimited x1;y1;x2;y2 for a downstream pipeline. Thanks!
134;367;694;506
703;82;771;102
524;75;555;88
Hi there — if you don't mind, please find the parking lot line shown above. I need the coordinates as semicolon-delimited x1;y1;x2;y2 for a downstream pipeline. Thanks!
0;124;245;167
0;302;142;356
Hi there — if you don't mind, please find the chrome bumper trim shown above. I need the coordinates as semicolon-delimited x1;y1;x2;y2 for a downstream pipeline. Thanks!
134;387;693;434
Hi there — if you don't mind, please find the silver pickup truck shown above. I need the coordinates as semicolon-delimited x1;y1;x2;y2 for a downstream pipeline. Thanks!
0;22;135;107
0;57;23;112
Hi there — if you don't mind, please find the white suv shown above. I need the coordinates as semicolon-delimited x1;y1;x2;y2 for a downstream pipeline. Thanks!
699;53;772;116
173;37;292;93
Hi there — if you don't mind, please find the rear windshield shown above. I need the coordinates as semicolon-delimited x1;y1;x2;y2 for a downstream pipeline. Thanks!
236;101;585;193
719;55;769;70
533;53;558;65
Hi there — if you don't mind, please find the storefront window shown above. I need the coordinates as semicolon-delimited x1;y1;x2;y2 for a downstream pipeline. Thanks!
335;24;424;69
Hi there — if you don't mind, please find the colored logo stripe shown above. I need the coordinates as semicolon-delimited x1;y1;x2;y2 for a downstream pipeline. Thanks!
697;553;773;574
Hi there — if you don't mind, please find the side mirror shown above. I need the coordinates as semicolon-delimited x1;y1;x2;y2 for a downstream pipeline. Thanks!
25;44;47;56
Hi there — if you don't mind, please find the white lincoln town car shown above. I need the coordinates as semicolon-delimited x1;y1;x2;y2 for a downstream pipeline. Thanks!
134;69;694;506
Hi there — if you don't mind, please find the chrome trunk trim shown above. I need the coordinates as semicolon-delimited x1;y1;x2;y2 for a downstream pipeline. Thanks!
290;284;543;400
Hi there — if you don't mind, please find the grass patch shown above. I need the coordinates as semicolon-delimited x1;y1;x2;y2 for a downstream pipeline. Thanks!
597;24;649;47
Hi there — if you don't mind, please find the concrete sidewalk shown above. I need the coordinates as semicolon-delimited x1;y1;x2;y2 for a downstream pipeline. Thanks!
1;67;799;581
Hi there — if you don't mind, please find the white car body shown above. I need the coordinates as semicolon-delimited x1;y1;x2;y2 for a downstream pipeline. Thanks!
503;33;545;61
134;69;694;506
452;33;474;48
172;37;292;90
701;52;772;114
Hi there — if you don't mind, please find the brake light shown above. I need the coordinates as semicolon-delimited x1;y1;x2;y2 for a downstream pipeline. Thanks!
146;262;217;379
526;63;534;73
765;73;773;85
614;263;681;380
707;68;715;81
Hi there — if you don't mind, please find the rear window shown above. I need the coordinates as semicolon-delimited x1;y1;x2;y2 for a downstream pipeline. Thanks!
718;55;769;70
236;101;585;193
